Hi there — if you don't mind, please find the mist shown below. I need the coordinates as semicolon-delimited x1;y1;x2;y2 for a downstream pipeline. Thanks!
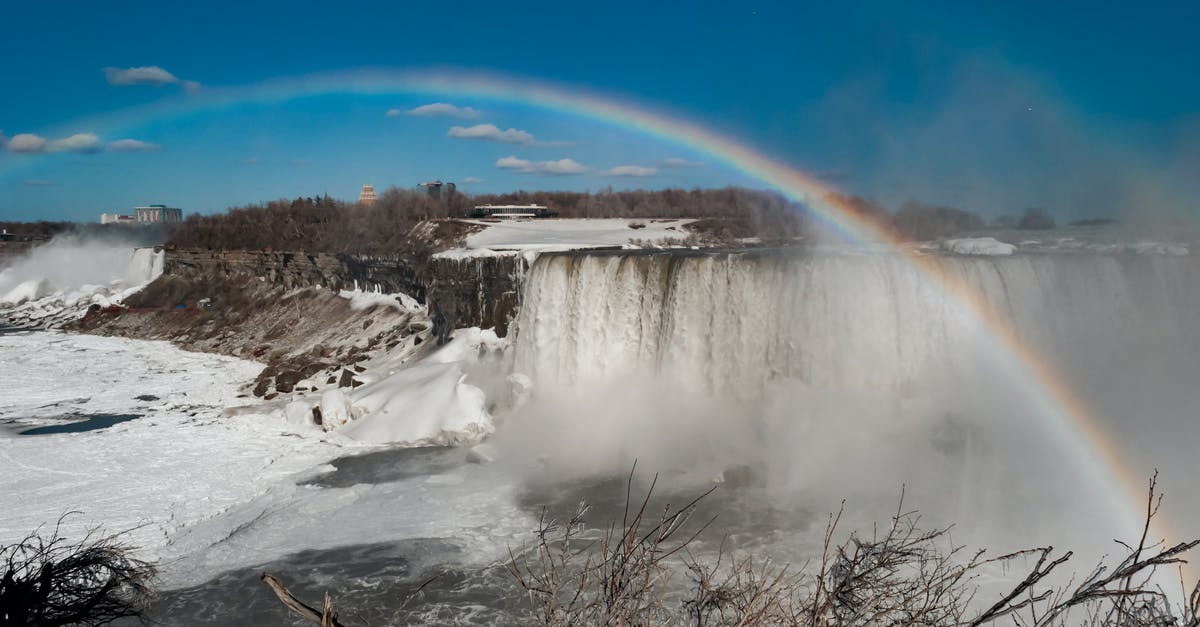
491;249;1200;578
0;234;163;306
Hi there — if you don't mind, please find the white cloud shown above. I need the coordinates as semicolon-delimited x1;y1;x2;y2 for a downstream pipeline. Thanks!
103;66;199;90
603;165;658;177
460;176;486;184
4;132;159;154
449;123;535;144
402;102;479;118
48;133;103;153
663;157;705;167
7;133;47;153
108;138;160;152
496;155;586;175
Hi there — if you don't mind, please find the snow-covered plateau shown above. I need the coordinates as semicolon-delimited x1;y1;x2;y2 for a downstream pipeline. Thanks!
434;217;694;260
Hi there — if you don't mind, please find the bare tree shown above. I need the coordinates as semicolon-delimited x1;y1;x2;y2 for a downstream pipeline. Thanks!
0;514;155;627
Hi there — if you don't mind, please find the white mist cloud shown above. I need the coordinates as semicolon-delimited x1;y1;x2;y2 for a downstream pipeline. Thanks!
603;165;658;177
460;176;485;184
398;102;479;118
663;157;704;167
108;138;160;152
6;133;47;153
450;123;535;144
496;156;586;175
103;66;199;91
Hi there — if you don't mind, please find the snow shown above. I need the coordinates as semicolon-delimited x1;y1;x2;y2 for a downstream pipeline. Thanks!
287;328;505;446
0;331;536;590
435;218;694;259
0;332;345;563
318;388;355;430
941;237;1017;256
338;283;422;311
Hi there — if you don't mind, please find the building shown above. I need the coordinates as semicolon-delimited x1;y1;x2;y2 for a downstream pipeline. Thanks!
419;180;456;199
100;213;136;225
468;204;557;219
134;205;183;224
358;184;377;206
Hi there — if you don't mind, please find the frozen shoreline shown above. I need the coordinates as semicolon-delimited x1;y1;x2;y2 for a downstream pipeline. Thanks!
0;332;349;572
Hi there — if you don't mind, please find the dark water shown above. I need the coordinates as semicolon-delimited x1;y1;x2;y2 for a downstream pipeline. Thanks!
18;413;139;435
137;446;820;625
143;540;525;626
303;446;468;488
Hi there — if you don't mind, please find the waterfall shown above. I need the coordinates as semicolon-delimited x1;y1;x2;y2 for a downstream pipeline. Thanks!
512;250;1200;399
502;249;1200;549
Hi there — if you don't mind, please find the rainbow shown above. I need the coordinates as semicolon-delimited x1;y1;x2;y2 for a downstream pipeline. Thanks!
4;69;1184;561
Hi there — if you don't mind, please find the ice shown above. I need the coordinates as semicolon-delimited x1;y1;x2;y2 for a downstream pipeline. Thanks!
941;237;1017;256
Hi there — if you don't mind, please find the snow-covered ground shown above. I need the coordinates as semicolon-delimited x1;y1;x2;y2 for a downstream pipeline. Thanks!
0;333;341;558
0;331;534;590
434;218;693;259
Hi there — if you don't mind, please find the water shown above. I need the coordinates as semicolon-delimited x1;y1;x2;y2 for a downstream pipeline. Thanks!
17;413;139;435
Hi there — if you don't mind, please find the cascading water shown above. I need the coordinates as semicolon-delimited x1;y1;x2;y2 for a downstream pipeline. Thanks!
504;248;1200;554
513;250;1199;397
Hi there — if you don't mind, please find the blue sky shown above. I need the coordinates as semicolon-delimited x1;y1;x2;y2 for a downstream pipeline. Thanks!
1;0;1197;221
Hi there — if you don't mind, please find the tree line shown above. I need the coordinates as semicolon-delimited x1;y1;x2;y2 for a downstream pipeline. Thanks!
164;187;811;254
161;185;1079;255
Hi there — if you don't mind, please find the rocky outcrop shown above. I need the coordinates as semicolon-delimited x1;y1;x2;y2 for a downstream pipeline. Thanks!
162;249;426;300
426;254;528;340
156;248;528;338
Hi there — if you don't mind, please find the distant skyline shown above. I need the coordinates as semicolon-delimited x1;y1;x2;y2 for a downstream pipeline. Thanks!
1;0;1198;222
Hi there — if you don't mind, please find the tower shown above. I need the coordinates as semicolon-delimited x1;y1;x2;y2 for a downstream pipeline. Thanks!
359;184;377;206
